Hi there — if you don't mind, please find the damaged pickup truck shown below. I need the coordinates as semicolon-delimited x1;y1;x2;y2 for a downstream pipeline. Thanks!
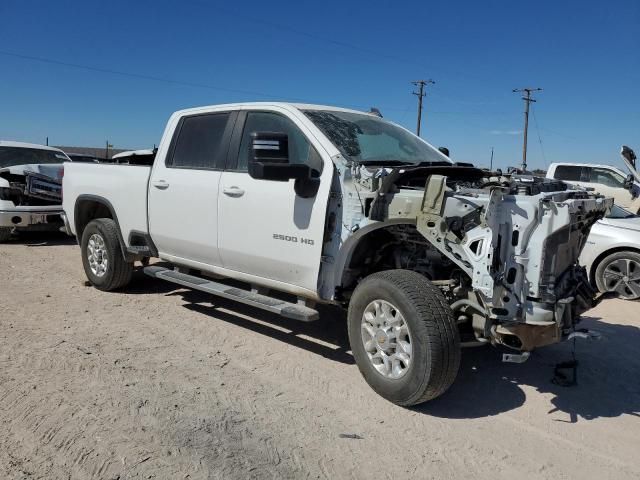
62;103;612;406
0;141;68;242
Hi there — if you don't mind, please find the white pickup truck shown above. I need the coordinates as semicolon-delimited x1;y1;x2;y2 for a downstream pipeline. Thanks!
547;158;640;213
63;102;611;405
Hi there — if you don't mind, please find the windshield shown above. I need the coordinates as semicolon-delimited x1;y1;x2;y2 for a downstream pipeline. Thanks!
304;110;450;165
0;147;68;168
607;204;636;219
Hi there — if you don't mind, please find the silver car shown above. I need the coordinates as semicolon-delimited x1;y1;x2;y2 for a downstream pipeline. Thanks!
580;204;640;300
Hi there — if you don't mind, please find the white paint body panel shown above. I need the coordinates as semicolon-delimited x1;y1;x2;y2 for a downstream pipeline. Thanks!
62;163;151;243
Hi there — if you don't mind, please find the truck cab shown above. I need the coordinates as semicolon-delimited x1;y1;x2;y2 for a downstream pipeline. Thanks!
63;103;612;406
547;162;640;213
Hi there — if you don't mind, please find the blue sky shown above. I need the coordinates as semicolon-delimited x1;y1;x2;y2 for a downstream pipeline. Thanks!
0;0;638;170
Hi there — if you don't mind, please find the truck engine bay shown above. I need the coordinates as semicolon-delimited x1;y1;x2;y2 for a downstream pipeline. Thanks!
335;161;612;352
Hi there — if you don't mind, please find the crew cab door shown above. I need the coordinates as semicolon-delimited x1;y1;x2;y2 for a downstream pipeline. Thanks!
217;108;332;292
148;110;236;267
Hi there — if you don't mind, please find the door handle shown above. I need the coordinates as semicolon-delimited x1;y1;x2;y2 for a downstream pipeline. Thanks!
152;180;170;189
223;186;245;197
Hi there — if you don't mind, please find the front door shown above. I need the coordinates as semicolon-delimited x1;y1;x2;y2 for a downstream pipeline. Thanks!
148;110;236;267
580;166;632;209
217;109;331;292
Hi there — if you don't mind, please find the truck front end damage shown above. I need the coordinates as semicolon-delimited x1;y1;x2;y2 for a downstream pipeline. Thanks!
0;164;64;235
338;164;611;353
414;175;609;351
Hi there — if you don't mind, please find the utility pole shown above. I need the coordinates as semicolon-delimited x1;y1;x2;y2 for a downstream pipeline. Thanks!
412;79;435;137
490;147;494;171
46;136;49;146
513;87;542;172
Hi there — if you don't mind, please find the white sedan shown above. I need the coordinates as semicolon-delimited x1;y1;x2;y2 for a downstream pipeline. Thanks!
581;205;640;300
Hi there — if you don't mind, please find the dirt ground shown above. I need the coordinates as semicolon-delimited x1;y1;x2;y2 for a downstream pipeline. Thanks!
1;232;639;480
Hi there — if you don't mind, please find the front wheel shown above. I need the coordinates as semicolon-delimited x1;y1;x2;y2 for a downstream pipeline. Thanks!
595;251;640;300
348;270;460;406
81;218;133;291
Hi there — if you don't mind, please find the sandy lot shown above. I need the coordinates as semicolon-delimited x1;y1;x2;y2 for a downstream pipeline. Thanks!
1;233;639;480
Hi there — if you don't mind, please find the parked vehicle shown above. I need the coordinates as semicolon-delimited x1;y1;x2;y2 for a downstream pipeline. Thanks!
547;159;640;212
580;204;640;300
63;102;611;405
111;149;156;165
0;141;68;242
66;153;101;163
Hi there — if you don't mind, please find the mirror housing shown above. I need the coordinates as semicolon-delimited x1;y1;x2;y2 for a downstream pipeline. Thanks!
248;132;311;182
624;173;634;190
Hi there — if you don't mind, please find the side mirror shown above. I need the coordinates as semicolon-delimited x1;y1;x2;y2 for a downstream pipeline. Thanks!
248;132;311;182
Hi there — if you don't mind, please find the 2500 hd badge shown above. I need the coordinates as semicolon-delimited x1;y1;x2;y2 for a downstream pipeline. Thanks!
273;233;315;245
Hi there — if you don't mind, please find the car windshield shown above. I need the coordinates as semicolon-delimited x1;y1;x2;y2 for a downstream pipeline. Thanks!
0;146;68;168
303;110;450;165
606;204;636;219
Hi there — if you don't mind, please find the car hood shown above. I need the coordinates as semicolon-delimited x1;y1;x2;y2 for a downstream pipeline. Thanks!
0;163;64;180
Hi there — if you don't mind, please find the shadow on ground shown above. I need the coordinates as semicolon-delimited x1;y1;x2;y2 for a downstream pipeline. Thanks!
3;230;76;246
125;272;640;421
420;316;640;422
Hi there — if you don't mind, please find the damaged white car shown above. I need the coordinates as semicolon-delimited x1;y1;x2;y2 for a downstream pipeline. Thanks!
0;141;68;242
63;103;612;405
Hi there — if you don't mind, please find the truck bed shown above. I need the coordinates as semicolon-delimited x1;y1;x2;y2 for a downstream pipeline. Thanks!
62;163;151;242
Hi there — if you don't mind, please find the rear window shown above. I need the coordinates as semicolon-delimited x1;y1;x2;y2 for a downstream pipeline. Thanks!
553;165;582;181
0;147;68;168
168;113;230;169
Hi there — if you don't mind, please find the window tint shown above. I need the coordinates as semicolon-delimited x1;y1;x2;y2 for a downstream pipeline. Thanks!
169;113;230;169
553;165;582;181
589;167;625;187
236;112;322;172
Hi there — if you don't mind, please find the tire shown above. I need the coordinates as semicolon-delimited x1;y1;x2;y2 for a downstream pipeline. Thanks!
348;269;460;406
594;250;640;300
81;218;133;291
0;227;12;242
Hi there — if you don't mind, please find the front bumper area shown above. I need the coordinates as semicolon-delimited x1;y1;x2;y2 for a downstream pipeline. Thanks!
0;205;64;228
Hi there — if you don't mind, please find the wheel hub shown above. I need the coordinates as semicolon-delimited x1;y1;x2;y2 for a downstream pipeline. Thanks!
87;233;109;278
361;300;412;379
603;257;640;299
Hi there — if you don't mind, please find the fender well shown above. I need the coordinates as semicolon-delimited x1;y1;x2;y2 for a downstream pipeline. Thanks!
74;195;130;260
334;220;416;291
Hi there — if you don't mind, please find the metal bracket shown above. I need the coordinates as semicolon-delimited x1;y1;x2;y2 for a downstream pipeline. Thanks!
502;352;530;363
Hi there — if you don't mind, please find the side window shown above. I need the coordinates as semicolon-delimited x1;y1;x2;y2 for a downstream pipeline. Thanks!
590;167;624;188
168;112;230;169
553;165;582;181
236;112;323;172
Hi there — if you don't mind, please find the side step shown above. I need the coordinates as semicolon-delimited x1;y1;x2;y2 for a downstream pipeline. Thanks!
144;266;319;322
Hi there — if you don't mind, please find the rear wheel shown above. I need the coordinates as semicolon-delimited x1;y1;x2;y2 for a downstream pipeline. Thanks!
595;251;640;300
348;270;460;406
81;218;133;291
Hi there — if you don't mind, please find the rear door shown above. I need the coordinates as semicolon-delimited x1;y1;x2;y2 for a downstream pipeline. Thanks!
551;164;582;187
148;110;236;267
217;108;331;292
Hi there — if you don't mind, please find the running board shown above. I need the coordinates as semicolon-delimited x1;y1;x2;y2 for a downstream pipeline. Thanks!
144;266;319;322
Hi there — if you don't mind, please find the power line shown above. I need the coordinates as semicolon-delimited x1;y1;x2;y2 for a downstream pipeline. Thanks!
0;49;303;100
412;79;435;136
512;87;542;171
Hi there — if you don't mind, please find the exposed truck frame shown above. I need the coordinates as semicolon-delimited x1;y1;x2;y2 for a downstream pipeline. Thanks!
62;103;612;405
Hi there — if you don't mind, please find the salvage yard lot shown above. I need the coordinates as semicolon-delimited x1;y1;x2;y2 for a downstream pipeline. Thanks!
1;233;639;480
